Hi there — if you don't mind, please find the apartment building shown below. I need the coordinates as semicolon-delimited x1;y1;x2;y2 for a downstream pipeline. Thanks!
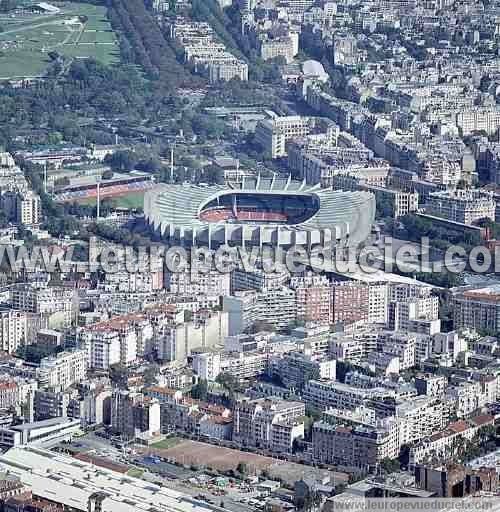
81;384;112;427
9;284;77;326
231;267;290;293
33;388;76;421
361;184;419;218
145;388;232;439
220;351;269;380
268;351;336;391
233;398;305;453
255;116;314;158
192;350;221;382
291;274;332;324
331;281;388;325
38;350;87;390
333;34;358;67
446;381;487;418
396;397;445;445
312;418;399;470
172;19;248;83
156;311;228;362
382;333;416;370
208;60;248;82
0;309;40;354
456;108;500;136
224;287;296;334
223;291;259;335
426;189;495;225
165;269;230;296
103;268;164;293
0;381;18;410
388;293;440;333
409;414;495;468
452;287;500;332
260;36;296;64
15;191;41;226
303;380;391;410
414;374;447;397
84;330;121;370
329;328;381;362
257;287;296;330
111;390;161;440
82;318;138;369
331;281;369;324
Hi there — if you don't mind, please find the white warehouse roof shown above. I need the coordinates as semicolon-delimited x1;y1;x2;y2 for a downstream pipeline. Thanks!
0;446;222;512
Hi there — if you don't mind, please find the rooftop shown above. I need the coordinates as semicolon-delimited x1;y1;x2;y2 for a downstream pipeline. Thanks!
0;446;223;512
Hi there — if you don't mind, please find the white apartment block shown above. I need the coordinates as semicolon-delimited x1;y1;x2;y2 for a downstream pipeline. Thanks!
16;190;41;226
38;349;87;389
231;267;290;293
85;330;121;370
9;284;76;326
260;36;296;64
382;333;416;370
255;116;314;158
192;350;221;382
446;381;487;418
396;397;445;445
103;269;163;293
0;309;37;354
456;108;500;136
157;311;228;362
220;351;269;380
303;380;390;410
426;189;495;225
388;293;439;332
166;269;230;296
233;398;305;453
208;60;249;82
257;287;296;331
269;351;336;390
223;292;259;335
414;374;447;397
224;287;295;334
368;283;389;324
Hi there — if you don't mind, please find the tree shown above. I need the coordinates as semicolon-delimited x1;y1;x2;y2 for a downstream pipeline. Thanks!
102;169;114;180
109;363;129;389
16;342;63;364
105;150;138;172
191;379;208;400
216;372;239;395
143;363;159;387
237;462;249;477
200;164;223;185
380;458;400;474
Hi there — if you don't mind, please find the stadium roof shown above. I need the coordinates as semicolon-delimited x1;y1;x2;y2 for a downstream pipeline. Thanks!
144;176;375;246
0;446;223;512
302;60;328;81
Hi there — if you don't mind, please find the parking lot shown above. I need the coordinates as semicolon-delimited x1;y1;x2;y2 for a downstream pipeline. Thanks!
55;433;279;512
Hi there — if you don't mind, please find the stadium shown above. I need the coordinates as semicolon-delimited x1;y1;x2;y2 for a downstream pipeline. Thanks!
144;175;375;249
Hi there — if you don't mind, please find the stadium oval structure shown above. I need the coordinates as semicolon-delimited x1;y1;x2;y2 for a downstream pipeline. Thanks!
144;176;375;249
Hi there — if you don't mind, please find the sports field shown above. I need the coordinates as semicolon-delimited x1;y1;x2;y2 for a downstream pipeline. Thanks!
0;1;119;79
78;191;145;210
